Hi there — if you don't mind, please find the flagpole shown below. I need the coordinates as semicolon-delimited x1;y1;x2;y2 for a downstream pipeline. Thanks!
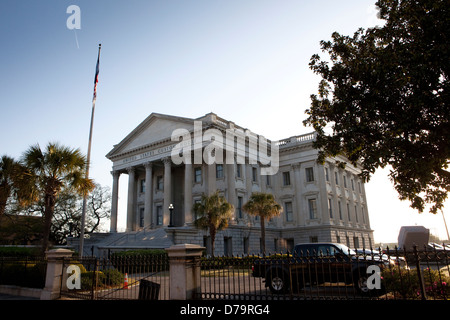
79;44;101;258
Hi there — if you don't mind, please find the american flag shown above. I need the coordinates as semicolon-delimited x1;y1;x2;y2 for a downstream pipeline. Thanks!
93;44;101;102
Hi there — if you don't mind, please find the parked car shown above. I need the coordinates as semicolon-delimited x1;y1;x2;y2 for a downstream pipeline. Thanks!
356;249;407;268
252;243;387;295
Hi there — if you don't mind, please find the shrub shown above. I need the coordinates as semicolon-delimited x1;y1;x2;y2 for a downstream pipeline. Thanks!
382;267;450;299
80;271;106;290
110;249;168;273
0;260;46;288
0;247;41;257
103;269;124;286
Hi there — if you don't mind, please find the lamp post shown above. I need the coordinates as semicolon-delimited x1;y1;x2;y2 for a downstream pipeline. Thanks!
169;204;174;227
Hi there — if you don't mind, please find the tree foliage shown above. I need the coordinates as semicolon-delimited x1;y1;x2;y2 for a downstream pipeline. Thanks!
22;142;95;253
243;192;282;254
304;0;449;213
193;191;234;256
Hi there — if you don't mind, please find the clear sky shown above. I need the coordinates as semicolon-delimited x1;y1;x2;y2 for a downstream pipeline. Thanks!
1;0;448;244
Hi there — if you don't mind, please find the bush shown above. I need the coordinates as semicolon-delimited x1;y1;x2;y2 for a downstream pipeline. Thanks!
0;247;41;257
382;267;450;299
111;249;166;258
110;249;168;273
103;269;124;286
80;271;106;290
0;260;46;288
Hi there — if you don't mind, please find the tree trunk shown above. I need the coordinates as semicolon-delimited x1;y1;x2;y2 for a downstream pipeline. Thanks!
210;226;216;257
41;192;56;256
261;216;266;254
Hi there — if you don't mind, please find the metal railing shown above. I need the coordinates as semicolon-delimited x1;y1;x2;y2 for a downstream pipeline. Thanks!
0;256;47;289
60;253;169;300
197;246;450;300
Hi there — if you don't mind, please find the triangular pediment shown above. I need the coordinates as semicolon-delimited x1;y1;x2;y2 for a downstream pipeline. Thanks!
106;113;196;159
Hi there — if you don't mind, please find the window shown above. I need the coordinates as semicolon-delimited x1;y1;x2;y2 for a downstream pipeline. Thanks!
237;197;243;219
305;167;314;182
157;176;163;190
156;205;163;225
328;198;333;218
343;175;347;188
285;202;293;222
224;237;233;256
351;178;355;191
252;167;258;182
140;179;146;193
347;203;351;221
353;236;360;249
266;175;271;186
236;164;242;178
139;207;145;228
310;236;318;243
338;201;343;220
282;171;291;186
335;172;339;185
194;167;202;183
355;205;358;222
243;237;249;254
325;167;330;182
216;164;224;179
194;199;202;220
308;199;317;219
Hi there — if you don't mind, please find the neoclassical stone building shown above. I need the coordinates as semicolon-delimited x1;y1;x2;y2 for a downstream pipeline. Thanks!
101;112;373;255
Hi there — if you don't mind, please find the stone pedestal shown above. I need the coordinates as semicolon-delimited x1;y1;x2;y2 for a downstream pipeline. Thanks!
40;249;74;300
166;244;205;300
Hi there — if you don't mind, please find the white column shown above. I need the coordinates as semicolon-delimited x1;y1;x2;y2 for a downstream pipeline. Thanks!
292;163;303;226
184;163;193;225
144;162;153;229
317;164;330;225
227;163;236;217
126;167;136;232
110;171;120;232
206;161;216;195
163;157;172;226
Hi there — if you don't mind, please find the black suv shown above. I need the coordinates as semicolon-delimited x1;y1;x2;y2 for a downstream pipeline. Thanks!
252;243;388;295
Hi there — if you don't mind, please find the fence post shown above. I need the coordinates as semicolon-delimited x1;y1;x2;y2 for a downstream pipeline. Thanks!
40;248;74;300
413;245;427;300
166;244;205;300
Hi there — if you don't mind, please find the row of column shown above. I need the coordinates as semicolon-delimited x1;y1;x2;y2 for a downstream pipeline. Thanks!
110;157;195;232
109;158;261;233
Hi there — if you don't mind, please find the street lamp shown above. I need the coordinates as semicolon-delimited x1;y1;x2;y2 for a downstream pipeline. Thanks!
168;204;174;227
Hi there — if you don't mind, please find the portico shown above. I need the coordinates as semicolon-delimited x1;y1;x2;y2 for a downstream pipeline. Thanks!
109;157;195;232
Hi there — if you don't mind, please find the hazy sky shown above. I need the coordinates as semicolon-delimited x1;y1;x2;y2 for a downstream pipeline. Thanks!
1;0;448;244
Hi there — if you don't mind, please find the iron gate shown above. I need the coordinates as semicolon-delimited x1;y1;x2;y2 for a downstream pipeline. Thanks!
60;254;169;300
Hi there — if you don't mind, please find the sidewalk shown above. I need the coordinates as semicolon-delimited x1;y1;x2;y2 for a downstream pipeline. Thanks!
0;293;39;300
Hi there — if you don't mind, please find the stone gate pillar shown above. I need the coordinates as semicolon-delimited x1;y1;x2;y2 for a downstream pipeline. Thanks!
166;244;205;300
40;249;74;300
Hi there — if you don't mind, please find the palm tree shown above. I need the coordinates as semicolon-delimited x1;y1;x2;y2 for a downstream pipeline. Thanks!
22;142;94;254
0;155;36;216
243;192;283;254
193;191;234;256
0;155;17;216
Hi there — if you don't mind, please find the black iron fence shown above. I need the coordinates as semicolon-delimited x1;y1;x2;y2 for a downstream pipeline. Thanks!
198;246;450;300
0;256;47;289
60;253;169;300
